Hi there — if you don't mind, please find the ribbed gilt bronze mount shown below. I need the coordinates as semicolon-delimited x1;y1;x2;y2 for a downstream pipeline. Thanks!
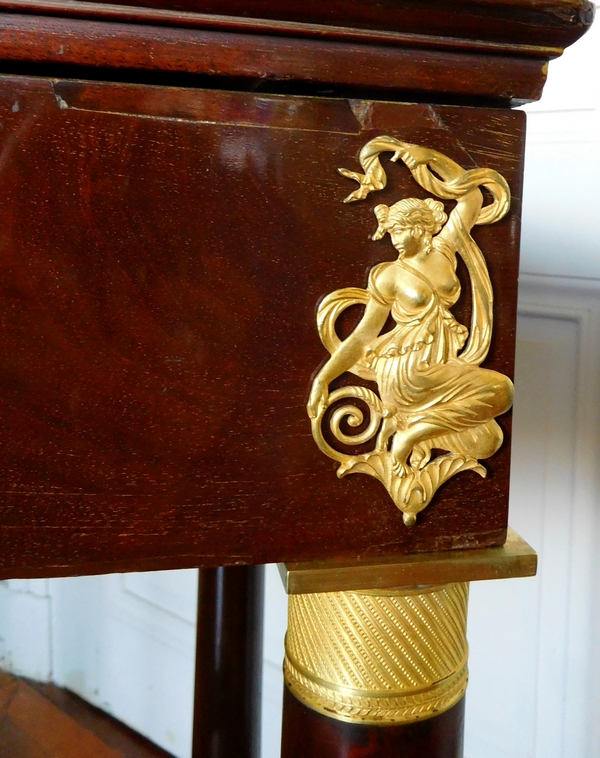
281;529;536;725
284;583;469;725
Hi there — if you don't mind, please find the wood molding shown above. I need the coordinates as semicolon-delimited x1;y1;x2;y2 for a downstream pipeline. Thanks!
0;0;593;52
0;13;551;102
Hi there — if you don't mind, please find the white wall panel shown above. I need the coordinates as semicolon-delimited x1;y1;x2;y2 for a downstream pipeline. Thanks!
519;19;600;279
49;572;197;758
261;564;287;758
0;579;52;681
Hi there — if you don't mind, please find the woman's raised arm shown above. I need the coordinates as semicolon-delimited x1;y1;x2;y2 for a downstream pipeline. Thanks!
402;147;483;251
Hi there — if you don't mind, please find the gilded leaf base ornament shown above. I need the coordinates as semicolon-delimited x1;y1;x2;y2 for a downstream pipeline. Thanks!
307;137;514;525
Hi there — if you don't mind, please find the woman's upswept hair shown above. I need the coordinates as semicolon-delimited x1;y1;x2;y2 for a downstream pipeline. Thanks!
372;197;447;241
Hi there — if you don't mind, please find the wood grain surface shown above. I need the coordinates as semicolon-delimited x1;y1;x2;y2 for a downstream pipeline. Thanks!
0;0;593;51
0;672;122;758
0;13;551;104
0;75;524;577
281;687;465;758
23;676;173;758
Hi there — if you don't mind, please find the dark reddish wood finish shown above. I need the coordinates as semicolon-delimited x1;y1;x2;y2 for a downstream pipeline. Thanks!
0;0;593;51
281;687;465;758
28;677;174;758
0;13;549;103
0;671;122;758
193;566;264;758
0;75;524;577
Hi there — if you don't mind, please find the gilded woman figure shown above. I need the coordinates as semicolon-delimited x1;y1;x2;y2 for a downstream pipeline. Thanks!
307;137;514;524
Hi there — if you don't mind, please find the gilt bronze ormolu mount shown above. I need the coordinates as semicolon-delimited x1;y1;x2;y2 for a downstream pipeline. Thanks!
280;529;537;731
308;137;514;525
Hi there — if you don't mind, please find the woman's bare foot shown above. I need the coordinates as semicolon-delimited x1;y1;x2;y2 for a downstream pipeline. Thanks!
390;431;413;473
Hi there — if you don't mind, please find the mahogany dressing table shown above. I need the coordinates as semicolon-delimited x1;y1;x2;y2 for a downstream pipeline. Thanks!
0;2;592;756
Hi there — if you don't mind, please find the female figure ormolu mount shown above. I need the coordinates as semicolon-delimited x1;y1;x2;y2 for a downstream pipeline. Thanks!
307;137;514;525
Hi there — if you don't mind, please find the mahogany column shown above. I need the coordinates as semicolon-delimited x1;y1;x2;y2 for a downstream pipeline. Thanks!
193;566;264;758
282;689;465;758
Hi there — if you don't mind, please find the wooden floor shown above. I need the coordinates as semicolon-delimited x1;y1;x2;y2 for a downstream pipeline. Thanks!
0;672;174;758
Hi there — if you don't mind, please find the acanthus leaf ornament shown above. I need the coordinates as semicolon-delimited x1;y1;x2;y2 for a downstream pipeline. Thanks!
307;136;514;526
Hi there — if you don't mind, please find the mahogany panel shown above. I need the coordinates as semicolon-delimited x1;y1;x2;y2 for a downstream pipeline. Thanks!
0;0;565;62
3;0;590;51
0;75;524;576
0;14;549;103
281;687;465;758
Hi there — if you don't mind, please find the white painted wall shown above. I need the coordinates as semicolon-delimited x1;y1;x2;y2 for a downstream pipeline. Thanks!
519;19;600;279
464;17;600;758
1;18;599;758
0;579;52;681
466;278;600;758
